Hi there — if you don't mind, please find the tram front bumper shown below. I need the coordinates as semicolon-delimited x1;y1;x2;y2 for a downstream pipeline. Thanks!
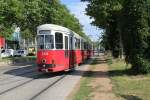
38;64;55;72
38;64;66;72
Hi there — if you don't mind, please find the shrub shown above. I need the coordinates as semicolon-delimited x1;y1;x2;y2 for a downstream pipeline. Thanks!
131;55;150;74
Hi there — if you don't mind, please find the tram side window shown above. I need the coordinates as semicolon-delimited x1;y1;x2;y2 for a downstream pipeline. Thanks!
75;38;80;49
65;36;68;50
81;40;84;50
37;35;44;49
55;32;63;49
84;42;87;50
70;37;73;50
45;35;54;49
78;39;81;49
75;38;78;49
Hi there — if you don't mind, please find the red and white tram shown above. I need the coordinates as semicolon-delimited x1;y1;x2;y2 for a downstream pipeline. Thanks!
37;24;93;72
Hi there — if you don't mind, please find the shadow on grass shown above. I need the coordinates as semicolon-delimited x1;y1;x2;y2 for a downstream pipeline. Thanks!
69;57;137;78
120;94;142;100
109;69;137;76
90;59;106;65
68;69;136;78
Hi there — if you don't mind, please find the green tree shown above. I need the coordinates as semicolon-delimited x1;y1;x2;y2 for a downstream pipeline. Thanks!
83;0;150;73
0;0;24;38
146;0;150;58
0;0;85;40
122;0;150;73
83;0;123;57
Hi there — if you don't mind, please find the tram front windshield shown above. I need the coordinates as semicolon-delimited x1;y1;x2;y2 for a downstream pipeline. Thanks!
37;30;54;50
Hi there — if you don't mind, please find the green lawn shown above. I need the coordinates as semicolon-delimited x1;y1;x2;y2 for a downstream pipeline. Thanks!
0;56;36;63
73;77;93;100
73;60;98;100
108;59;150;100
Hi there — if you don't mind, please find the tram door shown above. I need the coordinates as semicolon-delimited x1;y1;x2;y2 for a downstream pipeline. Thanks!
69;36;74;68
64;35;69;68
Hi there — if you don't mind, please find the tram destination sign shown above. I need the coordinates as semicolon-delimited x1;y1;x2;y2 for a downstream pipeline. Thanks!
39;30;51;34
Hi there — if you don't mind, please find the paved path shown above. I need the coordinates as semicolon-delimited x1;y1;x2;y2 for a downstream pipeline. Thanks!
0;58;93;100
89;54;117;100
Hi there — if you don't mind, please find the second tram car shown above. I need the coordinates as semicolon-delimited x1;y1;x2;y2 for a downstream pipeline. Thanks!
37;24;93;72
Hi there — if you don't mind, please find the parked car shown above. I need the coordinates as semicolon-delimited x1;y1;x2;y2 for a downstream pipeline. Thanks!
14;50;28;57
1;49;14;57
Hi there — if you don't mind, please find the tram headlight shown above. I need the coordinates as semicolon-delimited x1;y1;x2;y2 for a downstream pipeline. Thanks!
42;59;46;63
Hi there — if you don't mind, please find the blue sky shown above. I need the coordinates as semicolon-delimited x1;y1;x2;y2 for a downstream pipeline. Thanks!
60;0;102;41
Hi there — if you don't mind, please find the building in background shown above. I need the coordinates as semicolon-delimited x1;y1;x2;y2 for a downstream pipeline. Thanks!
4;27;20;50
1;26;37;55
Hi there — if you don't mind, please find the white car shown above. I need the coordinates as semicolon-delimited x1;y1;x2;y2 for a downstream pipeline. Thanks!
14;50;28;57
1;49;14;57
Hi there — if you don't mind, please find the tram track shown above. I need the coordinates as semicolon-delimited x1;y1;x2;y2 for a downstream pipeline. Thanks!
0;71;39;85
0;72;43;95
30;74;66;100
0;63;36;81
0;72;67;100
0;64;33;73
0;58;94;100
0;68;36;82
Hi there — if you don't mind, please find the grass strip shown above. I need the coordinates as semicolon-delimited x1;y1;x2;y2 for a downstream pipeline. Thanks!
108;59;150;100
73;59;97;100
0;56;36;63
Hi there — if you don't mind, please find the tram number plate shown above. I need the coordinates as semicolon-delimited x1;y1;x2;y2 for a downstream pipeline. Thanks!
42;69;48;72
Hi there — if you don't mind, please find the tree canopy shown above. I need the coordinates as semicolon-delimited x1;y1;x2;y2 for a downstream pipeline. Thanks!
0;0;85;39
83;0;124;58
121;0;150;73
83;0;150;73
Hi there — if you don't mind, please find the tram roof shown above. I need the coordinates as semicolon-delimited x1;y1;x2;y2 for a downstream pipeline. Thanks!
37;24;73;34
37;24;84;39
73;31;82;39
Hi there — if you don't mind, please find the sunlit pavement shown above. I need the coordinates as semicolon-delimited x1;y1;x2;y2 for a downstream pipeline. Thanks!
0;57;95;100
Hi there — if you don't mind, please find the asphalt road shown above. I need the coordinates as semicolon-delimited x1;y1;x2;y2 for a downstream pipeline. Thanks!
0;58;93;100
